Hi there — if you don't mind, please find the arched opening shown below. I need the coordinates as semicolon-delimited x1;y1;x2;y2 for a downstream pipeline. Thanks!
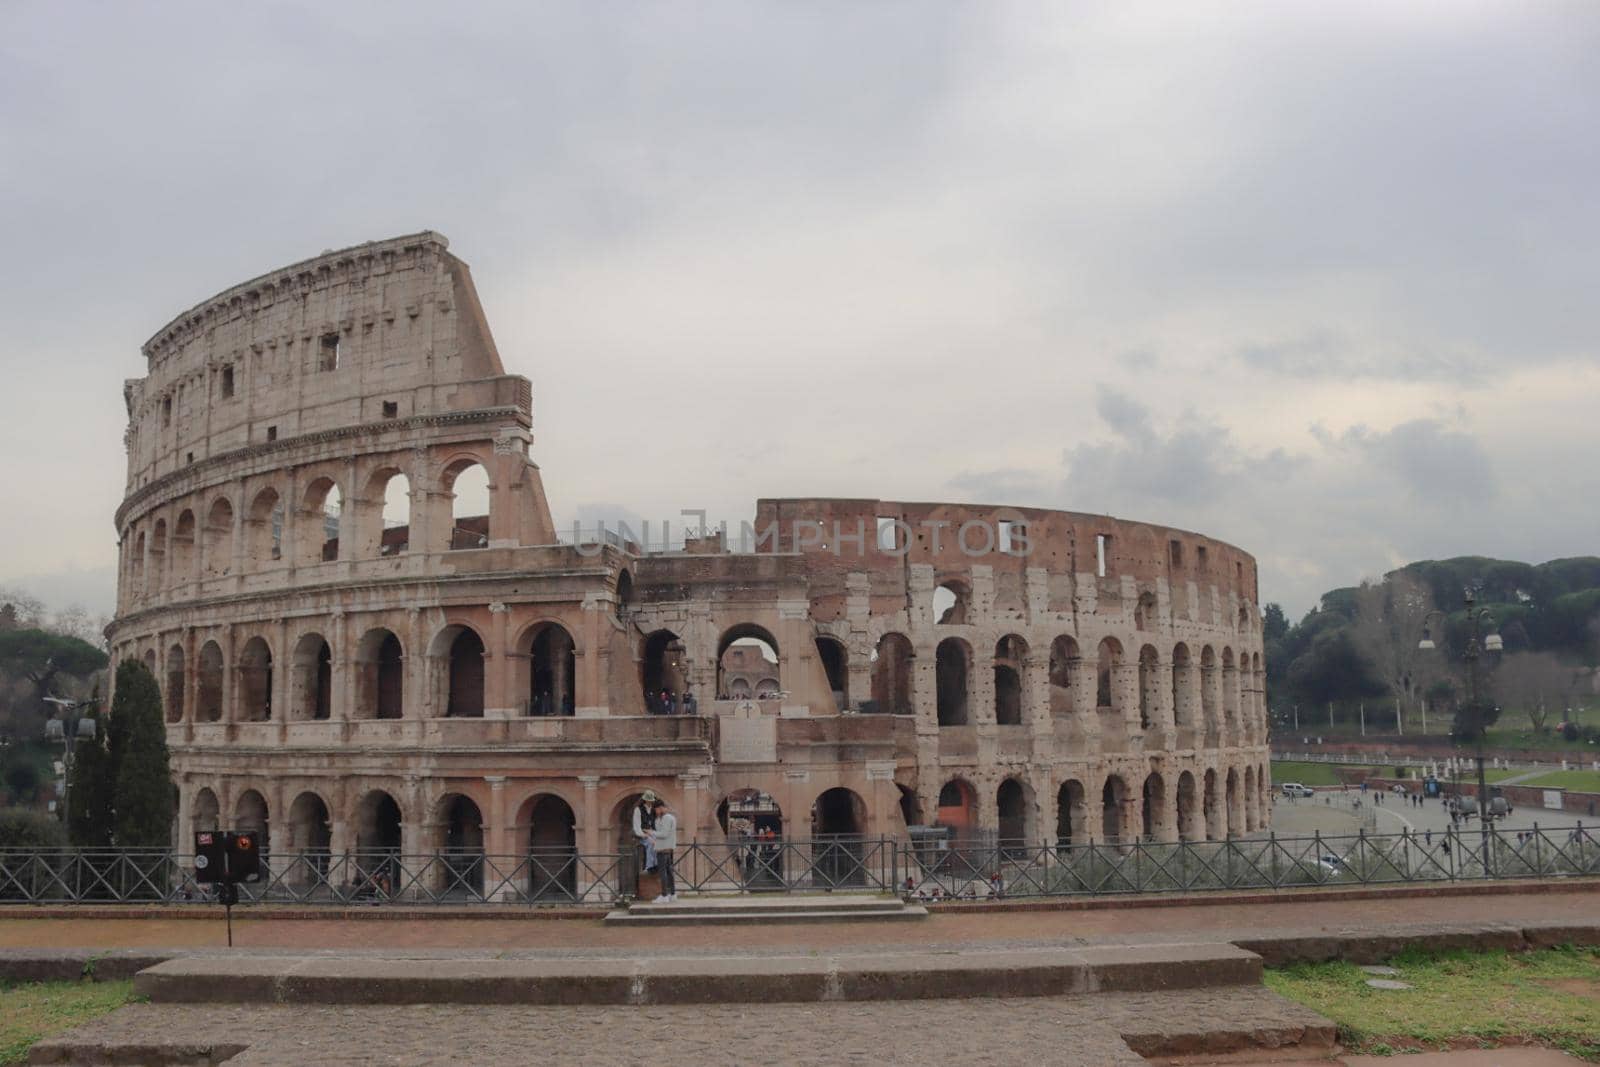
521;794;577;900
191;787;219;833
935;638;970;726
355;629;404;720
202;497;233;579
236;637;273;722
897;784;921;830
165;643;185;722
129;530;146;594
1138;645;1160;730
440;626;485;718
1172;643;1195;729
1177;771;1200;841
718;788;783;838
439;794;485;896
235;790;269;862
298;478;342;563
935;778;979;844
932;580;968;625
445;459;490;550
993;635;1026;725
197;641;224;722
246;487;283;566
812;787;867;887
1095;638;1122;711
171;510;196;582
641;629;687;712
1244;766;1258;833
870;633;913;714
291;633;332;721
1101;775;1129;844
816;637;848;709
287;791;332;882
1142;772;1166;841
1224;768;1241;838
1200;646;1218;741
1048;636;1079;718
615;570;633;616
355;790;403;857
997;778;1028;854
525;623;576;716
372;468;411;557
716;624;780;702
148;519;167;593
1222;647;1239;732
1056;779;1086;848
1203;768;1222;841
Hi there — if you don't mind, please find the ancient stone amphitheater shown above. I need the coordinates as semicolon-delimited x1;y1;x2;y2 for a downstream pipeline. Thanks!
107;232;1269;890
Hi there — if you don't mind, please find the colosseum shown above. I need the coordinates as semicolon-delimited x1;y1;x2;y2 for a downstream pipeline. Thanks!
107;231;1270;896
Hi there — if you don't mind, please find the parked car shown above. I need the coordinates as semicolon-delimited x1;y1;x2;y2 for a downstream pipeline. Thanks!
1318;853;1345;874
1280;782;1315;798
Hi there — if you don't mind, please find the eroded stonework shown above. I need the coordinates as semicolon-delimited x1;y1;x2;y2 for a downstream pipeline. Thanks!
107;233;1270;880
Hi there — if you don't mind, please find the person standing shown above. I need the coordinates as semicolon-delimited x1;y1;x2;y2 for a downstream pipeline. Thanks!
632;790;659;873
652;799;679;903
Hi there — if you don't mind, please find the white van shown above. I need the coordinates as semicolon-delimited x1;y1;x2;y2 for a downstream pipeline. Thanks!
1280;782;1315;798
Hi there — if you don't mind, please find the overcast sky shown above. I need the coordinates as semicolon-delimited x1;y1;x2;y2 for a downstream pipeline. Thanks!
2;1;1596;622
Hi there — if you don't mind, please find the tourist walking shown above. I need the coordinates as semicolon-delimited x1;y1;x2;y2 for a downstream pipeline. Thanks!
652;798;679;902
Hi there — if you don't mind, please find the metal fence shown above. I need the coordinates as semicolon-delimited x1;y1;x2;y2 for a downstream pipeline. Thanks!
3;826;1597;907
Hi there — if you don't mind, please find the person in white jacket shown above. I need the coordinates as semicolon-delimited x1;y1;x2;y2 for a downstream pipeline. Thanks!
651;799;678;902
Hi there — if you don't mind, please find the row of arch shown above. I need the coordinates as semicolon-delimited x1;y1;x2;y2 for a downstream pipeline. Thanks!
872;631;1267;740
933;763;1270;846
119;456;494;606
145;620;574;724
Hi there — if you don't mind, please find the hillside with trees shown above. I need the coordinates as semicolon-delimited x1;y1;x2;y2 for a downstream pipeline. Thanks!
1266;557;1600;742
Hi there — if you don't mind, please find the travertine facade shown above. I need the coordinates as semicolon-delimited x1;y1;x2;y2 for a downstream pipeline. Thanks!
108;233;1269;884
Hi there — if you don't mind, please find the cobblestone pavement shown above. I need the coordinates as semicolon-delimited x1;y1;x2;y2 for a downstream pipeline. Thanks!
2;887;1594;956
36;987;1330;1066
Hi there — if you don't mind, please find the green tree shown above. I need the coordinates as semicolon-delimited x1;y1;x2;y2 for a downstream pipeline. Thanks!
111;660;173;848
0;808;67;848
65;707;115;847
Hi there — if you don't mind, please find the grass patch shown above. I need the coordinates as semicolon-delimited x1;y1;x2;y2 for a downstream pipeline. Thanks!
1270;761;1374;786
1265;945;1600;1061
0;980;136;1065
1522;770;1600;793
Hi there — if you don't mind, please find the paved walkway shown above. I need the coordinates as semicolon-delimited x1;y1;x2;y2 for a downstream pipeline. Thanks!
30;986;1329;1066
3;886;1595;955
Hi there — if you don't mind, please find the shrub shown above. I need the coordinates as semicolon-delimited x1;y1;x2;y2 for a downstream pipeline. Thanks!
0;808;68;849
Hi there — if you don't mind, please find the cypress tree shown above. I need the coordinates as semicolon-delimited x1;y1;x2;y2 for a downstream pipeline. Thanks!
111;659;175;848
65;709;115;848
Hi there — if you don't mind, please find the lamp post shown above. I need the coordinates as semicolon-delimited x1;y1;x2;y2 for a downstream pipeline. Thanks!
1419;588;1503;875
43;696;99;831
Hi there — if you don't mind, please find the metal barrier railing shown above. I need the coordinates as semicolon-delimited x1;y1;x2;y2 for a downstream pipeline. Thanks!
2;826;1596;907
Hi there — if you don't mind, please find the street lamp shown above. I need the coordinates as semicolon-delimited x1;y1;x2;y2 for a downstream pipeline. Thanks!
43;696;98;830
1419;588;1503;874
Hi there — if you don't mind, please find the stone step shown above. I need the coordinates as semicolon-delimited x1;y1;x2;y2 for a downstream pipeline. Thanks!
606;893;925;923
133;942;1263;1006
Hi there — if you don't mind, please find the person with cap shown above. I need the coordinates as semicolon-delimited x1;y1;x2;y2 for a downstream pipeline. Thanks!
651;798;678;902
632;790;659;873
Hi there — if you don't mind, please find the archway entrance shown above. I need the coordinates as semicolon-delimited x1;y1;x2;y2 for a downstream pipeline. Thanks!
935;778;978;846
1056;780;1085;848
526;623;576;716
439;794;485;897
718;788;784;889
522;794;577;900
997;778;1028;855
816;637;848;709
354;790;402;893
811;787;867;887
288;792;332;884
640;630;686;712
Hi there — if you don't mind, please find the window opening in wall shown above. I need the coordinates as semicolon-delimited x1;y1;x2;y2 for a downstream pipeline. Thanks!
382;401;398;418
448;462;491;549
319;333;340;371
876;516;898;552
1096;534;1109;578
379;472;411;555
162;396;172;428
933;582;968;624
186;452;194;465
1197;545;1208;570
266;426;277;442
220;366;234;399
1236;561;1243;582
998;520;1025;555
1169;540;1183;567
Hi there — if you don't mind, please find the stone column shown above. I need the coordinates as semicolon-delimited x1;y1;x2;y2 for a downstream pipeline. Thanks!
1160;774;1180;843
1157;655;1177;734
486;602;513;718
1070;657;1099;747
175;778;192;851
1116;662;1141;734
484;776;511;899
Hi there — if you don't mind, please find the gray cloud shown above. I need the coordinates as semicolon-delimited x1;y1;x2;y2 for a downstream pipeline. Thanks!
0;1;1596;621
